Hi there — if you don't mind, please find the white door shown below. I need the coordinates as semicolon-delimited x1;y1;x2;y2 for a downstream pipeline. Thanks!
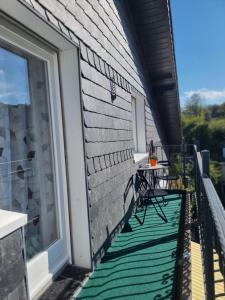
0;25;71;299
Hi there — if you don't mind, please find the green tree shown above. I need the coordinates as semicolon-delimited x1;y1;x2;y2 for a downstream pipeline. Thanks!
182;101;225;197
182;101;225;161
209;103;225;118
183;93;203;116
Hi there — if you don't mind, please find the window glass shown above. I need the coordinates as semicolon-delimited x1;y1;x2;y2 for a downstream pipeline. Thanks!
131;94;146;153
0;40;58;260
131;96;137;152
0;47;30;105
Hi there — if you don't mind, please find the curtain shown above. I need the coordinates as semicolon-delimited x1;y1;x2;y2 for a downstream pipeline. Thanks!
0;44;58;259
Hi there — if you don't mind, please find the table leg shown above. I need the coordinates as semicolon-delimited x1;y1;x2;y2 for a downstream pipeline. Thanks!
153;170;156;189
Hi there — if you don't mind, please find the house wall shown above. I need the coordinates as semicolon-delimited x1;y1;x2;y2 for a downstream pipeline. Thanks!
19;0;163;262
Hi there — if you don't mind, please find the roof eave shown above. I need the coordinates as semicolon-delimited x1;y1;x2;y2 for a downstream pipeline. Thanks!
128;0;182;145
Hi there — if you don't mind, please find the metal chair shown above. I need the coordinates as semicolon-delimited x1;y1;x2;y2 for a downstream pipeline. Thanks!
134;173;168;225
158;160;171;167
155;160;179;189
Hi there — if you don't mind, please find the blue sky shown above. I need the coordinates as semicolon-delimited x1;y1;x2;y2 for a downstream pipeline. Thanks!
171;0;225;107
0;47;30;105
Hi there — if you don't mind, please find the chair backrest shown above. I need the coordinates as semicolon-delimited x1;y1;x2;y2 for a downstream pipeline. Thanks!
158;160;171;167
158;160;173;176
135;173;152;194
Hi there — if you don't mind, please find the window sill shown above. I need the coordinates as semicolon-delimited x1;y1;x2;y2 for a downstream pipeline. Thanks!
133;153;149;164
0;209;27;239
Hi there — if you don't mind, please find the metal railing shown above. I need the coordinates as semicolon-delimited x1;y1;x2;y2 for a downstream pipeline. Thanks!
152;143;195;190
194;145;225;299
151;141;225;298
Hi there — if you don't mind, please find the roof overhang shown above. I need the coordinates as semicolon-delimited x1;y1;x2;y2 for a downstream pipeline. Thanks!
127;0;182;145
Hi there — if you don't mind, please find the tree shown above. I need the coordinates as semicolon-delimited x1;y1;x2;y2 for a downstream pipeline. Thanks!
210;103;225;118
183;93;203;116
182;101;225;161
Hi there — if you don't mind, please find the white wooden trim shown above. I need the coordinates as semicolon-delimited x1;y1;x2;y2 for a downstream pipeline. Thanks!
131;96;137;152
0;209;27;239
137;97;146;152
131;92;147;153
0;22;71;299
133;153;148;163
0;0;76;50
60;49;92;269
0;0;91;271
0;6;91;298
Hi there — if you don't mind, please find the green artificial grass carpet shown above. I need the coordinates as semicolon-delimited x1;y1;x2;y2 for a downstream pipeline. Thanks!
77;194;182;300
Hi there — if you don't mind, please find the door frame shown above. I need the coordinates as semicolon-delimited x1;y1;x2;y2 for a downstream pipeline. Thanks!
0;3;92;298
0;20;71;299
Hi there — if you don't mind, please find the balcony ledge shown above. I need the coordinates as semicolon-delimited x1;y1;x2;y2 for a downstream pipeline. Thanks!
133;152;149;163
0;209;27;239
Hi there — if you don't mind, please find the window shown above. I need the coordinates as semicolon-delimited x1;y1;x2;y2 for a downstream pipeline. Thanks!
0;38;59;259
131;93;146;154
131;96;137;152
0;6;91;297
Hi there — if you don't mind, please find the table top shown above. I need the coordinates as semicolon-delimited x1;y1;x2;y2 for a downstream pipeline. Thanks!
138;163;167;171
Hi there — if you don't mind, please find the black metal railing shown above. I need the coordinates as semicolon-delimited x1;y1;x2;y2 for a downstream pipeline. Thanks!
151;141;225;298
152;143;195;190
194;145;225;299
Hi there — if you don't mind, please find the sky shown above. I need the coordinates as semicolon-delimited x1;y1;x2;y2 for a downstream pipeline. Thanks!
0;47;30;105
171;0;225;108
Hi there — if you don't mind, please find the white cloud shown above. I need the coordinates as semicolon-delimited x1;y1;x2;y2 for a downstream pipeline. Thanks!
184;88;225;100
0;91;30;105
180;88;225;107
0;92;17;99
0;69;4;75
0;82;12;90
0;83;30;105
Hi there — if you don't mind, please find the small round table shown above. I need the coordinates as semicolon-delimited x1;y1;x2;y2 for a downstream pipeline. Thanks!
138;164;168;188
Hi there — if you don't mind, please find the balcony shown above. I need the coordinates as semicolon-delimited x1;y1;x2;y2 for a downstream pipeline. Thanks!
41;143;225;300
76;192;185;299
73;144;192;299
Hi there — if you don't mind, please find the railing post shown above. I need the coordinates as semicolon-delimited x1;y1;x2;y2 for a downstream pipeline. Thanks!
195;152;200;205
202;150;210;178
201;150;215;299
193;139;200;151
202;197;215;300
182;138;187;188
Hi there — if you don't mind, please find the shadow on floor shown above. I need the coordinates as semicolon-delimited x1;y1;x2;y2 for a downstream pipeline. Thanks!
76;194;183;300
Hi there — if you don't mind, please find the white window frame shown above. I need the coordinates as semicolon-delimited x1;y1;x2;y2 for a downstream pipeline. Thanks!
131;96;138;152
0;22;70;299
0;1;92;298
131;91;147;162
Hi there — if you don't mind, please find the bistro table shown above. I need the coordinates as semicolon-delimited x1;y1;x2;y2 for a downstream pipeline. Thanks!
137;163;168;188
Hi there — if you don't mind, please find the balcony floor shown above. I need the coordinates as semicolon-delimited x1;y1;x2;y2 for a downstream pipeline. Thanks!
76;193;183;300
191;241;225;300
